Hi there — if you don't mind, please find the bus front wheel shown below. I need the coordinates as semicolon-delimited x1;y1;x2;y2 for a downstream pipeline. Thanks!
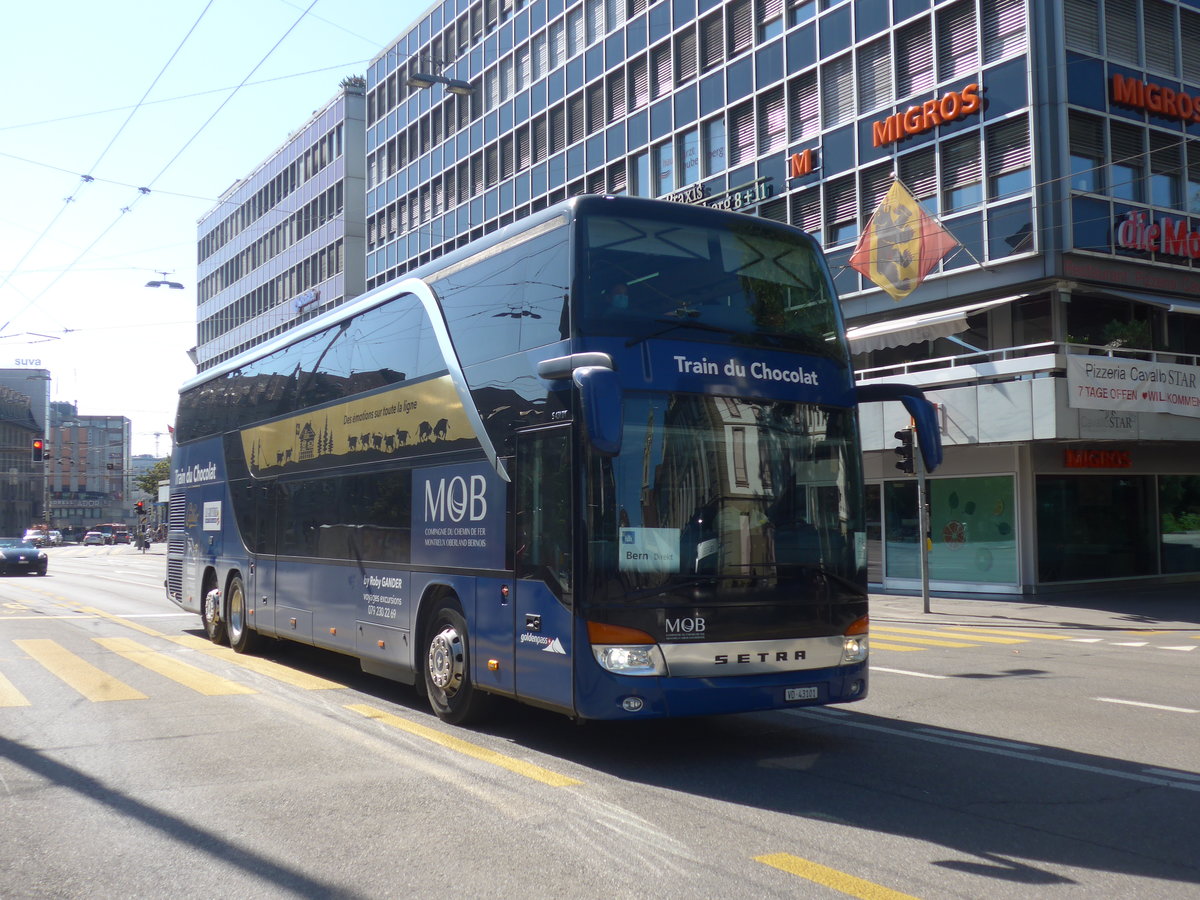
226;574;260;654
424;603;490;726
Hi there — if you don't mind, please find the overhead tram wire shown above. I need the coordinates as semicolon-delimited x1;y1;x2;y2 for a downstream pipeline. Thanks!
0;1;215;335
3;0;319;341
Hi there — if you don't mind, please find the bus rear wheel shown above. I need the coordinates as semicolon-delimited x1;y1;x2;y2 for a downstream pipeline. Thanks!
202;582;226;644
424;603;490;726
226;574;260;654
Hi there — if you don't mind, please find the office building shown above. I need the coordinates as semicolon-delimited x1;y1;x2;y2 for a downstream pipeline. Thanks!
194;79;368;371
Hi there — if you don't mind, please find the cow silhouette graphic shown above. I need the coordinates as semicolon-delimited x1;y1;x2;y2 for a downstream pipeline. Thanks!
395;429;409;446
433;418;449;440
418;421;432;442
348;435;358;451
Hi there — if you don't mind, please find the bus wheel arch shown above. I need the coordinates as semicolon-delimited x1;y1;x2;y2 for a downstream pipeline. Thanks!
225;570;259;654
419;587;490;725
201;567;226;644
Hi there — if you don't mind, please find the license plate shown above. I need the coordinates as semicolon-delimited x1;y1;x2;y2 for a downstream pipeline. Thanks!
785;686;819;702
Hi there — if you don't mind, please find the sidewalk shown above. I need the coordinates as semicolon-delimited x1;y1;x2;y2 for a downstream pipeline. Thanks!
871;583;1200;632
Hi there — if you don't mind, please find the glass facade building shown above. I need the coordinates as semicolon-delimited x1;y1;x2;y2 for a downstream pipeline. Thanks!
198;0;1200;595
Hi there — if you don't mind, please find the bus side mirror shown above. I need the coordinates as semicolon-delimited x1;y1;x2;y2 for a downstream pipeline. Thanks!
573;366;623;456
856;383;943;472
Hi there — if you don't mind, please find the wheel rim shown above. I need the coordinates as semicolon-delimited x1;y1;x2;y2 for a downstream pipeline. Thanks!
228;582;245;638
203;589;220;629
428;624;465;696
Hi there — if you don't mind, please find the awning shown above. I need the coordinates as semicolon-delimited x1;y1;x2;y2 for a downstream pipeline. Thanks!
846;297;1014;353
1090;287;1200;316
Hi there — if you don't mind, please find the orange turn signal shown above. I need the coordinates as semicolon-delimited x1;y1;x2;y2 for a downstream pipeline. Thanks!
587;621;656;645
844;615;869;636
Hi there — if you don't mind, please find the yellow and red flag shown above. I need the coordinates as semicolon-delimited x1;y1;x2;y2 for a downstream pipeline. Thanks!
848;180;958;301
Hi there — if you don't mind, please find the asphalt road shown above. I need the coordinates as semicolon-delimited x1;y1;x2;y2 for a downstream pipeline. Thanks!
1;547;1197;899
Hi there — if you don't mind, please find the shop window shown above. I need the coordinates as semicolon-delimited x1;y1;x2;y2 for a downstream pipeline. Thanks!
1037;475;1156;582
1159;475;1200;574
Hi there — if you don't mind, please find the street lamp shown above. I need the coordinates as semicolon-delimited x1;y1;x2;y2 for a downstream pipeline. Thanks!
407;56;474;96
146;270;185;289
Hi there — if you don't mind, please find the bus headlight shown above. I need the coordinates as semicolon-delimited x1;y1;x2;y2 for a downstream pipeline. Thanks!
842;615;869;663
587;621;666;676
841;635;868;664
592;645;666;676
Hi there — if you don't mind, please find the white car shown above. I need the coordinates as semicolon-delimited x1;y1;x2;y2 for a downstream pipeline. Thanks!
82;531;105;546
47;530;63;546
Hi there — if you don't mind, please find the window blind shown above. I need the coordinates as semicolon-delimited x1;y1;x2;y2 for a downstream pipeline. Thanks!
937;0;979;82
897;19;934;99
789;71;819;142
986;116;1031;176
757;86;786;154
1143;0;1177;77
1104;0;1138;66
982;0;1026;64
857;37;891;113
728;0;753;57
821;54;854;129
675;29;698;84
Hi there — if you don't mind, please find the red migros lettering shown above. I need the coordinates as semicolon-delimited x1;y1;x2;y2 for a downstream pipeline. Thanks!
871;84;982;147
787;148;814;178
1063;449;1132;469
1111;73;1200;124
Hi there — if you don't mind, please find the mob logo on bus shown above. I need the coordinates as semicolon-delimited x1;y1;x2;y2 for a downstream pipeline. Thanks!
413;461;506;570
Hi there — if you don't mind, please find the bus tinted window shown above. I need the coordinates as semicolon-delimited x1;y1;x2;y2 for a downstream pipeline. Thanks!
580;214;845;359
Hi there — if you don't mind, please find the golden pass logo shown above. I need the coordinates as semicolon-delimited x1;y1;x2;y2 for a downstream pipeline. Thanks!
241;375;477;474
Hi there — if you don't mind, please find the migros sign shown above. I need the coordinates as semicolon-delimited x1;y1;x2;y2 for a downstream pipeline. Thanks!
871;83;982;148
1110;73;1200;124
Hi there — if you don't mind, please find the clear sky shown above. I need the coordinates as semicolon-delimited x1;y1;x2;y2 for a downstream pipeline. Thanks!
0;0;427;456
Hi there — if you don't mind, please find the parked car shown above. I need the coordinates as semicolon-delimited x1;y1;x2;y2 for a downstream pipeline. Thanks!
0;538;48;576
113;531;132;544
22;529;47;547
82;531;105;546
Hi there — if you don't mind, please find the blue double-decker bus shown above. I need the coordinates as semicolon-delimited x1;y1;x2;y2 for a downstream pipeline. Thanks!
167;195;939;724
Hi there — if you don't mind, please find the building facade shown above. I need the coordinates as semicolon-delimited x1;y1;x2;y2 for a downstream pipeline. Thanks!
196;0;1200;595
346;0;1200;595
46;408;133;538
194;79;368;371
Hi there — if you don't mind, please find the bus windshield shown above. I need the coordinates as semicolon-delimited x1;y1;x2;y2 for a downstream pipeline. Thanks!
579;212;846;360
585;392;866;607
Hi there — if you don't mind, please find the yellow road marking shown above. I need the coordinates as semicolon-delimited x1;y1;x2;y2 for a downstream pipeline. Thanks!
0;671;31;707
94;637;257;696
166;634;345;690
15;639;147;702
347;703;582;787
941;627;1071;640
866;634;977;648
870;642;926;652
755;853;921;900
876;627;1025;645
73;605;165;638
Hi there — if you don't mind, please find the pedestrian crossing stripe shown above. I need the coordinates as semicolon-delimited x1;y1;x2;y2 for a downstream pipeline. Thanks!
875;626;1026;644
869;633;977;648
0;671;30;707
869;642;925;652
94;637;257;696
940;626;1072;640
164;634;345;690
15;639;148;702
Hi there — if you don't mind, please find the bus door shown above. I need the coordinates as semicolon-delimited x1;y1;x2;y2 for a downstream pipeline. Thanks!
512;427;575;712
246;480;278;638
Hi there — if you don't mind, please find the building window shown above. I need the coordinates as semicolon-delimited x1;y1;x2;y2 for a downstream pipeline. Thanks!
1143;0;1177;77
1187;142;1200;214
700;11;724;72
728;101;755;166
936;0;978;83
820;54;853;129
824;174;857;245
651;42;672;100
1105;0;1139;67
986;115;1032;200
654;143;674;195
856;37;891;115
1149;131;1181;210
674;128;699;187
757;0;783;43
1184;8;1200;84
982;0;1026;63
1109;122;1144;203
675;29;698;85
727;0;753;58
788;71;819;142
757;86;786;155
702;116;726;175
896;18;934;100
942;134;983;213
1069;114;1104;193
630;150;651;196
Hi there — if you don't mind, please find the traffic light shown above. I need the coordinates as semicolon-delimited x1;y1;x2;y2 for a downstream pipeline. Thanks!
135;501;145;516
32;439;44;462
893;428;915;475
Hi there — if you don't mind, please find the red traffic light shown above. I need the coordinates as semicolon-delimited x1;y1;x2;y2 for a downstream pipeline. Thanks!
32;439;44;462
